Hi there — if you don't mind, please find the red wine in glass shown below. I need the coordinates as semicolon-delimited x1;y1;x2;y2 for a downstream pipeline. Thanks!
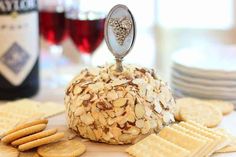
67;12;105;55
40;10;67;45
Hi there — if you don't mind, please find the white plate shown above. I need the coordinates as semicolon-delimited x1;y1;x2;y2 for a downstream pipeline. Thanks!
172;46;236;71
171;87;236;104
172;63;236;80
171;75;236;92
172;69;236;87
172;46;236;79
171;83;236;100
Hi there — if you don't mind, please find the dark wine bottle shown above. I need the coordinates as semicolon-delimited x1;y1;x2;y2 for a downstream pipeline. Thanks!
0;0;39;100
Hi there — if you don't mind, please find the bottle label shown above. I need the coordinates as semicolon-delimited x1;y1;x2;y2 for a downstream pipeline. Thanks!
0;0;38;86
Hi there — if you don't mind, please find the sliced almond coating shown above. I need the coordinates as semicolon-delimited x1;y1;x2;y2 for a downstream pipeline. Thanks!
135;119;145;128
80;94;91;101
110;125;122;140
80;113;94;125
65;64;176;144
135;103;145;119
73;85;83;95
154;100;162;113
106;90;118;101
141;121;151;134
158;126;206;157
113;98;127;107
74;107;85;116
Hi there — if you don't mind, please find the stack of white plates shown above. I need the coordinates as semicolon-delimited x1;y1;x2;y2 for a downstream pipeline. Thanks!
170;46;236;104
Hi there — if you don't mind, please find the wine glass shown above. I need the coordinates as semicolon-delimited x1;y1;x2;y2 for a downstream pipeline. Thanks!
39;0;67;59
39;0;67;87
66;0;106;65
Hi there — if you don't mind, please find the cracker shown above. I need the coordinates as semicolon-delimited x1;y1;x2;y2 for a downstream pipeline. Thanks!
215;136;236;153
180;121;230;155
126;134;190;157
158;126;206;156
33;153;40;157
37;102;65;118
179;121;221;155
18;132;65;151
37;138;86;157
19;150;38;157
179;101;222;127
0;142;19;157
206;100;234;115
171;124;214;157
174;97;200;121
0;99;65;137
4;119;48;136
216;145;236;153
12;129;57;146
0;112;43;137
188;121;230;149
1;124;46;144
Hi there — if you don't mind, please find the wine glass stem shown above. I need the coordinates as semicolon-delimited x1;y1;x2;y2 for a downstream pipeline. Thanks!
49;44;63;87
49;45;63;59
81;53;92;66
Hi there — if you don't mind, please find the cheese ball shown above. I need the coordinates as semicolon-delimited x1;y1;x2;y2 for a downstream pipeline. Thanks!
65;64;175;144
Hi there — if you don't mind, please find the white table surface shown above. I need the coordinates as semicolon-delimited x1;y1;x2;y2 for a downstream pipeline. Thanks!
0;83;235;157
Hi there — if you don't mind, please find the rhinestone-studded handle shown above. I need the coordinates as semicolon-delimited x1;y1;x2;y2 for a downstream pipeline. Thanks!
105;4;136;72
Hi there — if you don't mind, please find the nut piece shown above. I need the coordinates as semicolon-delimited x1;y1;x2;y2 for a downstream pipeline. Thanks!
135;119;145;128
113;98;127;107
80;113;94;125
135;103;145;119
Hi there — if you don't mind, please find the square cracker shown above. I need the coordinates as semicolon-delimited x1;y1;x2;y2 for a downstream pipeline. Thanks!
37;102;65;118
126;134;190;157
158;126;206;157
188;121;230;150
179;122;223;155
0;100;38;137
171;124;214;157
0;99;65;137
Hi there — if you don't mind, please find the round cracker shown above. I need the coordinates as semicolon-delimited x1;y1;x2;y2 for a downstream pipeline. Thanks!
207;100;234;115
18;132;65;151
37;138;86;157
4;119;48;136
1;124;47;144
174;97;201;121
179;102;223;128
0;143;19;157
19;150;38;157
12;129;57;146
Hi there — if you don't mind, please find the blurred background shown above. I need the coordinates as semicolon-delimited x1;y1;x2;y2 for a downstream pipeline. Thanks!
39;0;236;102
